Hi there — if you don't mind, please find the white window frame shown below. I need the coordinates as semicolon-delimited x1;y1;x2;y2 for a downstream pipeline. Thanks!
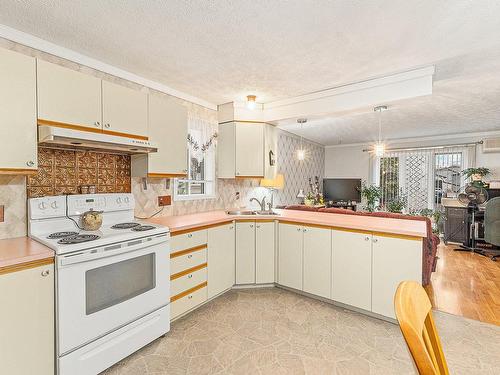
173;144;216;201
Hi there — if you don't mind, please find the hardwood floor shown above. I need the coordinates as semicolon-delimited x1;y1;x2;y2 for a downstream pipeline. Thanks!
425;242;500;326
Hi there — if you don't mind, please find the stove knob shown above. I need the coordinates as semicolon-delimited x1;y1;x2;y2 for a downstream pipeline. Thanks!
39;202;47;210
51;201;58;209
124;197;130;204
116;197;122;204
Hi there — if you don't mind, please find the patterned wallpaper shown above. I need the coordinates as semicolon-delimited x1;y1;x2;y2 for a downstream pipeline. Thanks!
27;148;131;198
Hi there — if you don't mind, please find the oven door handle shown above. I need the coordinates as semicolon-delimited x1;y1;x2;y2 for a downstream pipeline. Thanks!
58;233;169;267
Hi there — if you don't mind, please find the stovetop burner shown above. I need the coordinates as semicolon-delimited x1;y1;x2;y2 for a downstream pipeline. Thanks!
57;234;100;244
131;225;156;232
47;231;79;239
111;222;141;229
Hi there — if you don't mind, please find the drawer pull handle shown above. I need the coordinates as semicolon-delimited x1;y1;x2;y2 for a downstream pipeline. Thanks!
187;254;193;259
373;238;378;243
365;236;370;241
41;269;50;277
187;234;193;238
188;274;193;278
188;295;193;299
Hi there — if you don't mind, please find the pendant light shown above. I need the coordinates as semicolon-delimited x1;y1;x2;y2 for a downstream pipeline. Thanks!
296;118;307;160
373;105;388;157
246;95;257;110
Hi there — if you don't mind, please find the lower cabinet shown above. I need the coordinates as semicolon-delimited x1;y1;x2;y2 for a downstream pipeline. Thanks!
278;223;304;290
371;234;422;319
303;226;332;299
235;221;256;284
236;221;276;285
171;284;208;319
255;222;275;284
208;223;235;298
0;263;54;375
332;230;372;311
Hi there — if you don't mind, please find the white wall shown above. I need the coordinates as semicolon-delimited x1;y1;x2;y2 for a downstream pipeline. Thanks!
324;130;500;183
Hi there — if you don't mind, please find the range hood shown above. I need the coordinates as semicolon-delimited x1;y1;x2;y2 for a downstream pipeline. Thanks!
38;125;157;154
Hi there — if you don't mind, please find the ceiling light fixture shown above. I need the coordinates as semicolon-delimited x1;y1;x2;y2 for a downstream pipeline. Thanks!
373;105;388;157
246;95;257;110
296;118;307;161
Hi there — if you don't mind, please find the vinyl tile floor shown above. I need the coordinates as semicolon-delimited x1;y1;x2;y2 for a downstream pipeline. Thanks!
102;288;500;375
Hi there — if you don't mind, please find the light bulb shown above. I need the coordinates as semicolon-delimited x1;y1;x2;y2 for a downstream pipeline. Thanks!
297;149;306;160
374;143;385;157
246;95;257;110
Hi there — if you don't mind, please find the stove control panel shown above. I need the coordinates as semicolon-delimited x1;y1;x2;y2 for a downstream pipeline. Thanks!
29;196;67;219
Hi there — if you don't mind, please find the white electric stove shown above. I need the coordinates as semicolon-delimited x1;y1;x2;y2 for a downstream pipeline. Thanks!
28;193;171;375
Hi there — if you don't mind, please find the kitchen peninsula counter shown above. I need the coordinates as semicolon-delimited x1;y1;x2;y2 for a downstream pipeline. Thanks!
0;237;54;274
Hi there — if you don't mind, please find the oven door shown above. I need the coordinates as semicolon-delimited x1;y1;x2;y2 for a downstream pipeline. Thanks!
57;233;170;355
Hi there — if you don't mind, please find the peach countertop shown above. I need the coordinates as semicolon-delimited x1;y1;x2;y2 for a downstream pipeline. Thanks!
0;237;54;273
147;209;428;238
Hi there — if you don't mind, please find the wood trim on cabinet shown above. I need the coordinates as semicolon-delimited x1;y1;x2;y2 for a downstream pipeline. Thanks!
372;232;423;241
170;263;207;280
37;119;149;141
235;176;264;179
170;281;208;302
147;173;187;179
0;257;54;275
171;222;232;236
0;168;37;175
170;244;207;258
218;120;270;125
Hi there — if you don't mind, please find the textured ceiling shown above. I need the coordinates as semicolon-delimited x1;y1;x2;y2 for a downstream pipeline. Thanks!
1;1;500;143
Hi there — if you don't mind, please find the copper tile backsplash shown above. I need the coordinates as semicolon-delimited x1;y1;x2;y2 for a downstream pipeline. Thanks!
27;148;131;198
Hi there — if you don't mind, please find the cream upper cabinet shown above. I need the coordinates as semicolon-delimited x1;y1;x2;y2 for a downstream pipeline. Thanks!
303;226;332;299
0;263;54;375
278;223;303;290
37;60;102;129
235;221;256;284
0;48;37;172
208;223;235;298
371;235;422;319
217;121;277;179
132;95;188;177
255;221;275;284
102;80;148;138
235;122;264;177
332;230;372;311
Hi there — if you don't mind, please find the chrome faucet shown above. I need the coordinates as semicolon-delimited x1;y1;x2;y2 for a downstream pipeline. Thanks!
250;197;266;212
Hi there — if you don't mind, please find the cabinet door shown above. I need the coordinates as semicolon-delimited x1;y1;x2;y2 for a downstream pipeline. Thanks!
0;264;54;375
235;122;264;177
102;80;148;138
37;60;102;129
208;223;235;298
217;122;236;178
235;221;256;284
371;235;422;319
278;223;303;290
0;48;37;171
332;230;372;311
303;226;332;299
255;221;275;284
147;95;188;176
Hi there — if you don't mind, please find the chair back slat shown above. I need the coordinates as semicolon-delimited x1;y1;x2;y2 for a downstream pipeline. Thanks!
394;281;450;375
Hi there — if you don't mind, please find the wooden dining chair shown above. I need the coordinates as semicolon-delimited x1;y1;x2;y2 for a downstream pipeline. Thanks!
394;281;450;375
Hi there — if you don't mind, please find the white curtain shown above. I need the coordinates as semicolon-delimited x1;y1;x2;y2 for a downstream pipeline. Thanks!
375;144;476;211
188;114;218;162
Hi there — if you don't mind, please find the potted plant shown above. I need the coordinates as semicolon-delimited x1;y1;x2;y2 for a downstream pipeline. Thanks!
461;167;491;187
360;182;382;212
386;196;407;213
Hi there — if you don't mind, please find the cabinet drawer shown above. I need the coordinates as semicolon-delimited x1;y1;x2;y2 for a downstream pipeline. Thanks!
170;247;207;275
171;265;207;296
170;230;208;253
171;284;207;319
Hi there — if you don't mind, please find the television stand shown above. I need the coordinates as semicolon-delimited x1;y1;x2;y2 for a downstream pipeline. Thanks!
327;201;357;211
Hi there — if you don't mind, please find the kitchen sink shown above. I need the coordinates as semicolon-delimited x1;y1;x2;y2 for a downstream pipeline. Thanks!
226;210;280;216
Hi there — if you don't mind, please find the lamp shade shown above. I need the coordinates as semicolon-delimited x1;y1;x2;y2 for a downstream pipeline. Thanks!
260;174;284;189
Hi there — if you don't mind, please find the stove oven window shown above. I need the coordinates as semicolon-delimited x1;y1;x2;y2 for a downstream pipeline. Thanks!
85;254;156;315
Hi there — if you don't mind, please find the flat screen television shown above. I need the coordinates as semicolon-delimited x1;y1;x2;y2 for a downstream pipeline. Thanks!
323;178;362;202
